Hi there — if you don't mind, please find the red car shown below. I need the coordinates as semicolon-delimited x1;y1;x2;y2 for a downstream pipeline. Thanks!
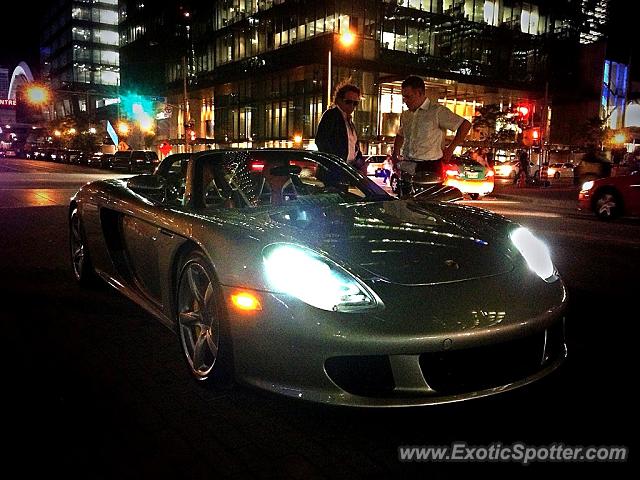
578;172;640;219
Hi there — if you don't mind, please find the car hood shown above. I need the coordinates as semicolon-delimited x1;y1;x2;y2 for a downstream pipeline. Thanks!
241;198;514;285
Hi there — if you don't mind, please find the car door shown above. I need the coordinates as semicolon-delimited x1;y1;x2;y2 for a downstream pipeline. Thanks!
120;160;190;306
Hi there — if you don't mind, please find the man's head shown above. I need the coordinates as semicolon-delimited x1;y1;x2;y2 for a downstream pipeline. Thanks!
334;82;361;116
401;75;427;112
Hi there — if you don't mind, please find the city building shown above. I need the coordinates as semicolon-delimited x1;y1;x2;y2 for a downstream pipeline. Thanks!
40;0;120;124
118;0;624;154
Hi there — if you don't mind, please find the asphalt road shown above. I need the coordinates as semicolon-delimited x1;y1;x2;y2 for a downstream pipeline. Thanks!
0;159;635;478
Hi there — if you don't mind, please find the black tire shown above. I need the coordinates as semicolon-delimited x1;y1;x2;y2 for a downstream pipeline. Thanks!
594;189;621;220
176;250;234;387
69;206;98;286
554;172;561;179
469;193;479;200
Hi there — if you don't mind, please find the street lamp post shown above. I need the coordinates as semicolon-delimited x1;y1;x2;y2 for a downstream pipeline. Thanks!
327;31;355;106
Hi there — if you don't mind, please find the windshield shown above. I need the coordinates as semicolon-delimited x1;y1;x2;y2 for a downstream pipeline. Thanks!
198;150;391;209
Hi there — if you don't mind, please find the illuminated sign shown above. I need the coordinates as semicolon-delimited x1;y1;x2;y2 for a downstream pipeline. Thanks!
0;99;17;108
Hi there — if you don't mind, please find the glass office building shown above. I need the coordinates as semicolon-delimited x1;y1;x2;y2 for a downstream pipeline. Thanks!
119;1;609;152
41;0;120;120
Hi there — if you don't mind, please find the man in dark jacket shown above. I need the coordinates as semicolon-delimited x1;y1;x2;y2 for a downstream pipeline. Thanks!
315;82;362;167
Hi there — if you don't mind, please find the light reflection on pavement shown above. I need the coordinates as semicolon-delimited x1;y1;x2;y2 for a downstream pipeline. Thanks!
0;161;133;208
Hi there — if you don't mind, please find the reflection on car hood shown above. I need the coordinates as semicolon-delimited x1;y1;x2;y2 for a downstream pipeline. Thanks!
244;197;514;285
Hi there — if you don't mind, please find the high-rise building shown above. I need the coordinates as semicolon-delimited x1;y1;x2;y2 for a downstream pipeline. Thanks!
580;0;609;44
119;0;617;151
0;67;9;99
40;0;120;122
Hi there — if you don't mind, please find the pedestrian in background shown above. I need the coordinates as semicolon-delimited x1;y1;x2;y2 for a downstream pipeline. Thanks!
381;154;393;184
316;81;362;168
391;75;471;181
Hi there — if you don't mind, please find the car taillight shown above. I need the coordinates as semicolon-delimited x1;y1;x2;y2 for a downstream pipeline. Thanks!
486;169;494;177
444;165;459;177
250;161;265;172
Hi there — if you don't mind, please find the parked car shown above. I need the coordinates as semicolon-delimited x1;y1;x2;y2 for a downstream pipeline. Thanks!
494;160;519;179
111;149;160;172
364;155;387;176
69;149;566;406
67;150;83;165
86;152;104;168
578;172;640;220
547;162;575;179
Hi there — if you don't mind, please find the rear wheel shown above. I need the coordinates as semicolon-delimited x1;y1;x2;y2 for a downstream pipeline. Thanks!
554;172;561;179
469;193;479;200
69;206;98;286
176;251;234;386
594;190;621;220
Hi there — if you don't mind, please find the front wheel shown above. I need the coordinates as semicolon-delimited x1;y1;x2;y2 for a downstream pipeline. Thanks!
176;251;234;386
594;190;621;220
469;193;480;200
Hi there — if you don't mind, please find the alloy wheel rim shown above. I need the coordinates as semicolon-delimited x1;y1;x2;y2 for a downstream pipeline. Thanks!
178;261;219;378
70;212;84;278
597;194;616;217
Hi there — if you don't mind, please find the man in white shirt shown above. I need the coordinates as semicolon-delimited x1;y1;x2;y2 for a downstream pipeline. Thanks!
391;75;471;180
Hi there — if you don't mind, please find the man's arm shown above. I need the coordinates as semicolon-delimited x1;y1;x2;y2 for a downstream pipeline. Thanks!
442;119;471;163
391;134;404;163
315;109;337;154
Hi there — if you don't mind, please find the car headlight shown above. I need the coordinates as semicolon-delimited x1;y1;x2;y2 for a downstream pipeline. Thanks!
263;243;381;312
510;227;558;283
581;180;594;192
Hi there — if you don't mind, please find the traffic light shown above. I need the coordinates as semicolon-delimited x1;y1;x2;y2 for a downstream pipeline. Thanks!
532;127;540;143
120;92;154;121
522;127;541;146
516;104;531;124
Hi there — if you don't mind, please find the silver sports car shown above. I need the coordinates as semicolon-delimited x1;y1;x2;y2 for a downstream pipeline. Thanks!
69;149;567;407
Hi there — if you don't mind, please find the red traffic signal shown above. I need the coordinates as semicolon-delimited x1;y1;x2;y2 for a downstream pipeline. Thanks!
517;105;530;118
159;142;172;156
522;127;541;146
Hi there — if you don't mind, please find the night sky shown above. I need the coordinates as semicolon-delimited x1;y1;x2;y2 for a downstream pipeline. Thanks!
0;0;635;76
0;1;47;70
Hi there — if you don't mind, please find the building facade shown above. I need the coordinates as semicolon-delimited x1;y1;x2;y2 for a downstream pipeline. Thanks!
40;0;120;123
119;0;618;153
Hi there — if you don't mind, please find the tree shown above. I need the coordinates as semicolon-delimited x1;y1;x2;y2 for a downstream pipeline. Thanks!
472;104;521;145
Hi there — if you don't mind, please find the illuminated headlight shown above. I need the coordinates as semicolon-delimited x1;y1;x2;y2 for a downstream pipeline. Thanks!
510;227;558;283
581;180;594;192
263;243;381;312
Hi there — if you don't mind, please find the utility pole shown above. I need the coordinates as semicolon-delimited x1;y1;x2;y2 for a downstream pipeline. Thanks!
182;55;190;153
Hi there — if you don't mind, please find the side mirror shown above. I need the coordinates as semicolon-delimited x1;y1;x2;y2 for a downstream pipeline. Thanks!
127;174;166;194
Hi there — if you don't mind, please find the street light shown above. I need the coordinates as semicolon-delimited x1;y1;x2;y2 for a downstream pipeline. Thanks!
26;85;50;105
327;31;356;105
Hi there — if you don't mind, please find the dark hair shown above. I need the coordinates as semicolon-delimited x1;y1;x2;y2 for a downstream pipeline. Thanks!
333;81;361;104
401;75;425;92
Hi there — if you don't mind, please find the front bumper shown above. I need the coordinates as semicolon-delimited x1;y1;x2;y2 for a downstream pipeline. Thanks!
221;267;567;407
578;190;592;211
